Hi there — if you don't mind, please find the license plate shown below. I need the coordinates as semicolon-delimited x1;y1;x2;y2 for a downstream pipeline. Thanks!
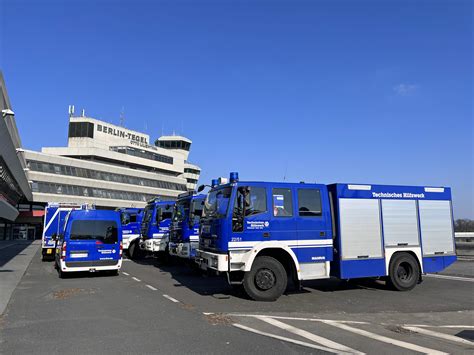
71;253;88;258
46;249;52;254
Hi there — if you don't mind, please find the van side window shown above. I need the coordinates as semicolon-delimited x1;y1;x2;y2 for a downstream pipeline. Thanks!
298;189;322;216
129;214;137;223
272;188;293;217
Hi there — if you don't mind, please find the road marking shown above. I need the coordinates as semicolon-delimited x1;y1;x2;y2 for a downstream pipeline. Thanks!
146;284;157;291
257;316;363;354
321;320;447;355
403;326;474;346
163;294;179;303
228;314;368;325
132;277;141;282
425;274;474;282
122;272;129;276
233;323;349;354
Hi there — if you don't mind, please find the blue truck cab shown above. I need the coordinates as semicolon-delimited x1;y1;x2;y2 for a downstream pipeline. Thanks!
54;209;122;278
169;192;206;259
197;173;456;301
117;207;143;256
139;198;174;257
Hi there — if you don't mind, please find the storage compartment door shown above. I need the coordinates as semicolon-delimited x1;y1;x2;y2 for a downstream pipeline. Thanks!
419;200;455;255
382;199;420;247
339;198;383;259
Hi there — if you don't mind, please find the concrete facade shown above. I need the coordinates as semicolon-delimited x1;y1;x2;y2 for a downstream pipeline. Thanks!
24;115;201;209
0;72;33;222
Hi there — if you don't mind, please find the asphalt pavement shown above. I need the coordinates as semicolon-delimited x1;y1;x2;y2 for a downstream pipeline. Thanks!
0;249;473;354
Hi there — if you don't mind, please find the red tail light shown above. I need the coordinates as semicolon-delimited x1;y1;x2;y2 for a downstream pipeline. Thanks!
61;242;67;260
119;241;123;257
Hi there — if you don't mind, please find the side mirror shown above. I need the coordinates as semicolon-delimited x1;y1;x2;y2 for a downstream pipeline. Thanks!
197;185;205;192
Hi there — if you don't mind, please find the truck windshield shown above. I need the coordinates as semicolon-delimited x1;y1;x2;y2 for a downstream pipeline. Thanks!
204;187;232;218
70;220;118;244
173;200;190;223
142;205;153;224
190;198;204;224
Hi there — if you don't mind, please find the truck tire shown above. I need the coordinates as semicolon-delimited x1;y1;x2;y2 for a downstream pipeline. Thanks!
128;241;140;260
387;252;420;291
243;256;287;302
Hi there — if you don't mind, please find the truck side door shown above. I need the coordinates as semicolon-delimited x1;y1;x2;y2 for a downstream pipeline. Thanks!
269;187;297;245
295;186;332;263
231;185;270;249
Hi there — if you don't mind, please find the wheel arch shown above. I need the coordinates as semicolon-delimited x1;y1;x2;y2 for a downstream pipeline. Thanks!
388;250;423;280
385;247;423;276
244;243;300;281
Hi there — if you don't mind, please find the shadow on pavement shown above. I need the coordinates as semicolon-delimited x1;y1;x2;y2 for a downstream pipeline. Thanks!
456;330;474;341
127;255;392;300
0;241;33;268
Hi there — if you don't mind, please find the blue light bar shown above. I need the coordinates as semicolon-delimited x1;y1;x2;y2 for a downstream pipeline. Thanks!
211;179;219;187
229;172;239;183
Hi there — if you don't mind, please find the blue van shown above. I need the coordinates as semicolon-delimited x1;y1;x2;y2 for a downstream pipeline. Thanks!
54;209;122;278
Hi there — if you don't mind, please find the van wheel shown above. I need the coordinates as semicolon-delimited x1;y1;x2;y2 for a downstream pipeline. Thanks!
243;256;287;302
387;253;420;291
58;268;67;279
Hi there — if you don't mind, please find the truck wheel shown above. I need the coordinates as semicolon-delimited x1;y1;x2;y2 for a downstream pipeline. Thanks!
387;253;420;291
128;241;140;260
243;256;287;302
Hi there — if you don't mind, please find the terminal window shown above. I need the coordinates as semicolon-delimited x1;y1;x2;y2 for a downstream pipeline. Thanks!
68;122;94;138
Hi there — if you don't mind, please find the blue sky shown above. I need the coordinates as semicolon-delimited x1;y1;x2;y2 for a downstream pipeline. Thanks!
1;0;472;218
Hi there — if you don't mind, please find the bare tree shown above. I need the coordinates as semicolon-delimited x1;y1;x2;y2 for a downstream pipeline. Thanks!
454;219;474;232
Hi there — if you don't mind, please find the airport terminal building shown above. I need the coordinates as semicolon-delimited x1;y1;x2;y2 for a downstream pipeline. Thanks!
23;115;201;209
0;71;201;240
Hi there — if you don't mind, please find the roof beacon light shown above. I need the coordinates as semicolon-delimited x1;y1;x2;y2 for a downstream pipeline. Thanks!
211;179;219;188
230;172;239;183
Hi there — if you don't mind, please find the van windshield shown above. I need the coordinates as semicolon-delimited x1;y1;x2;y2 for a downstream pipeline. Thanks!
204;187;232;219
70;220;118;244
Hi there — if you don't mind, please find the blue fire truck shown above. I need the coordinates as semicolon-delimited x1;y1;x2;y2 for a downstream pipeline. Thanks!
139;198;174;259
41;203;82;261
117;207;143;258
54;208;122;278
169;192;206;260
196;173;456;301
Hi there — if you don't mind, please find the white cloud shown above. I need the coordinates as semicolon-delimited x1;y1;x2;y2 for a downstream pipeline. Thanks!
393;83;419;96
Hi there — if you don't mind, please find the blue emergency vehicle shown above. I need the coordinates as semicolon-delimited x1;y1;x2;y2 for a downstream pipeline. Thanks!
54;208;122;278
117;207;143;257
196;173;456;301
139;198;174;258
169;192;206;260
41;203;82;261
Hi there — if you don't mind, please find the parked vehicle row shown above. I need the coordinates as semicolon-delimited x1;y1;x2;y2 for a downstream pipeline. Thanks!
41;172;457;301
